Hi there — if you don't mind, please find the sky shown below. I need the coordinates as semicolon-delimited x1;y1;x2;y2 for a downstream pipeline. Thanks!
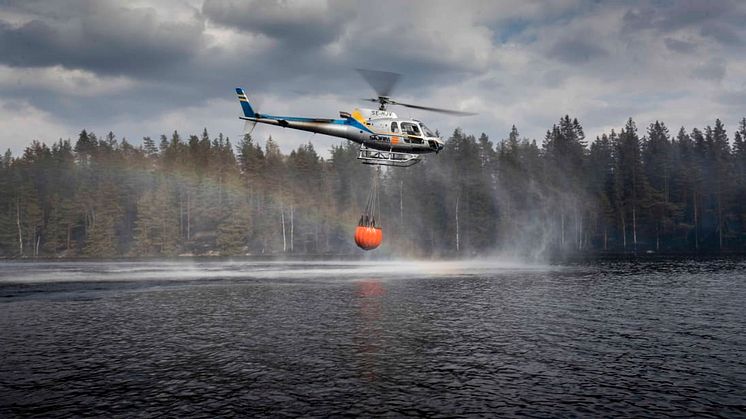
1;0;745;157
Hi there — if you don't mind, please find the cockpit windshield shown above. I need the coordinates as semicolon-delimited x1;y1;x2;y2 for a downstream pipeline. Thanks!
420;123;436;138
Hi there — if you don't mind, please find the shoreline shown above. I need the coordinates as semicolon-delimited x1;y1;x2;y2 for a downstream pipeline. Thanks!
2;252;746;263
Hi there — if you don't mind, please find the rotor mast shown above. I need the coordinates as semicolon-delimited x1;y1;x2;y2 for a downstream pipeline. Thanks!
377;97;389;111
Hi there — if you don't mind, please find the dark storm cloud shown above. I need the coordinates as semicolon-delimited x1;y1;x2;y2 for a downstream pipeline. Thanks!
202;0;352;48
201;0;491;97
0;1;204;76
0;0;490;118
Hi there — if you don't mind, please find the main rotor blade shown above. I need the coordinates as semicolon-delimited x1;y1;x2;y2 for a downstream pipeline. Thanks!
391;100;477;116
356;69;401;98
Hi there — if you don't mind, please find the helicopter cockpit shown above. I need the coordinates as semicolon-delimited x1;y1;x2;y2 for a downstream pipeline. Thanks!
416;120;437;138
398;120;438;144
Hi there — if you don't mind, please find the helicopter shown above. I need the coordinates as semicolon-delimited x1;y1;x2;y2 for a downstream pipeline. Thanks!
235;69;476;167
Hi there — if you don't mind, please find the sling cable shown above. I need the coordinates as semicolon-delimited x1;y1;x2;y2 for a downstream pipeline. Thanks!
355;171;383;250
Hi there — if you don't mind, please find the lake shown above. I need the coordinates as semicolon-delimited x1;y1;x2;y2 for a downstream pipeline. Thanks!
1;258;745;417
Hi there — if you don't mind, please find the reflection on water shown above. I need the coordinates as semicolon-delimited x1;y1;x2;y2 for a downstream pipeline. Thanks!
1;258;745;417
355;279;385;382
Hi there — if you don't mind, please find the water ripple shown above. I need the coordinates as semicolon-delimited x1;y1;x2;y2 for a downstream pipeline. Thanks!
1;258;745;417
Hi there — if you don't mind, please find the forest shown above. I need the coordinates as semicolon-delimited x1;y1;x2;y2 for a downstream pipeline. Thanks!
1;115;746;259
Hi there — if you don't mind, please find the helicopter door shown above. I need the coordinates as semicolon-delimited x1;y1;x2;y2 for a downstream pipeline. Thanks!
400;122;424;144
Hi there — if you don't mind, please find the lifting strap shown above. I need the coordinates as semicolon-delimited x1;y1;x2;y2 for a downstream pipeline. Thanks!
359;167;381;228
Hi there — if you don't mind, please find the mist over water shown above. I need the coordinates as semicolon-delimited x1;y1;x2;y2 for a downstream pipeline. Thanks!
2;258;745;417
0;258;540;284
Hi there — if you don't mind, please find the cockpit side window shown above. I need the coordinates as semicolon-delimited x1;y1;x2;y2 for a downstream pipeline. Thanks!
401;122;421;136
391;122;399;133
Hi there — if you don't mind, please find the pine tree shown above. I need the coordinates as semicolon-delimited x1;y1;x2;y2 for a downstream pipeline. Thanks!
733;118;746;246
589;134;615;250
3;115;746;259
0;151;19;256
614;119;648;252
711;119;732;249
142;136;158;158
132;182;180;256
83;180;123;257
216;199;252;255
642;121;675;251
542;115;588;251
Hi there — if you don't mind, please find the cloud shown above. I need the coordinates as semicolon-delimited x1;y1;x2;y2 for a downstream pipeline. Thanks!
622;0;741;32
0;98;75;153
0;1;205;76
718;90;746;108
692;58;726;81
547;38;608;64
700;23;742;46
664;37;696;54
0;64;135;96
202;0;351;47
1;0;746;158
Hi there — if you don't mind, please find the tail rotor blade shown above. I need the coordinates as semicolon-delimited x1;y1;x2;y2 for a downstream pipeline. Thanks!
243;120;257;135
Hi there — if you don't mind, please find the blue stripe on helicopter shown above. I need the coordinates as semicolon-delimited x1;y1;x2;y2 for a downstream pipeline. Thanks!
252;114;375;133
256;114;341;123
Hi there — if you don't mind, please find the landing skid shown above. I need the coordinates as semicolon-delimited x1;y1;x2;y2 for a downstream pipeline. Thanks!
357;145;421;167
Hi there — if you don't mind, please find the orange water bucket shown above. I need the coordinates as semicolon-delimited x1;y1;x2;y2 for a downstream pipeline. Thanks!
354;226;383;250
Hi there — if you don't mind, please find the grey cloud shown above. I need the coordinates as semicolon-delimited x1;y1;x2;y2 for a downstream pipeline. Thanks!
202;0;352;48
718;89;746;108
664;37;696;54
202;0;492;93
691;58;726;81
547;38;607;64
1;0;746;158
622;0;735;32
700;23;742;46
541;69;569;87
621;0;746;46
200;0;470;95
2;0;497;117
0;2;204;76
620;6;654;32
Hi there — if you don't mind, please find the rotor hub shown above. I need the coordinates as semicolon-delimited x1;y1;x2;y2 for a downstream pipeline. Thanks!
377;96;390;110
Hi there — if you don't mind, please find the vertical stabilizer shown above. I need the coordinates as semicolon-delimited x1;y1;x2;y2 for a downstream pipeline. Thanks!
235;88;256;117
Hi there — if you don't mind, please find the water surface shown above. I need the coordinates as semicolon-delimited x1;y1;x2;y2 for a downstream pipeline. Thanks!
1;259;745;417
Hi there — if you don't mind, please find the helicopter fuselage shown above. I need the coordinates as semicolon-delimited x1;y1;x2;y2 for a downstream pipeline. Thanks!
237;89;444;154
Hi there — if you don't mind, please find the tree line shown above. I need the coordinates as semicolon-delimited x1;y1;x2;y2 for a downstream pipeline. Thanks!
1;115;746;259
